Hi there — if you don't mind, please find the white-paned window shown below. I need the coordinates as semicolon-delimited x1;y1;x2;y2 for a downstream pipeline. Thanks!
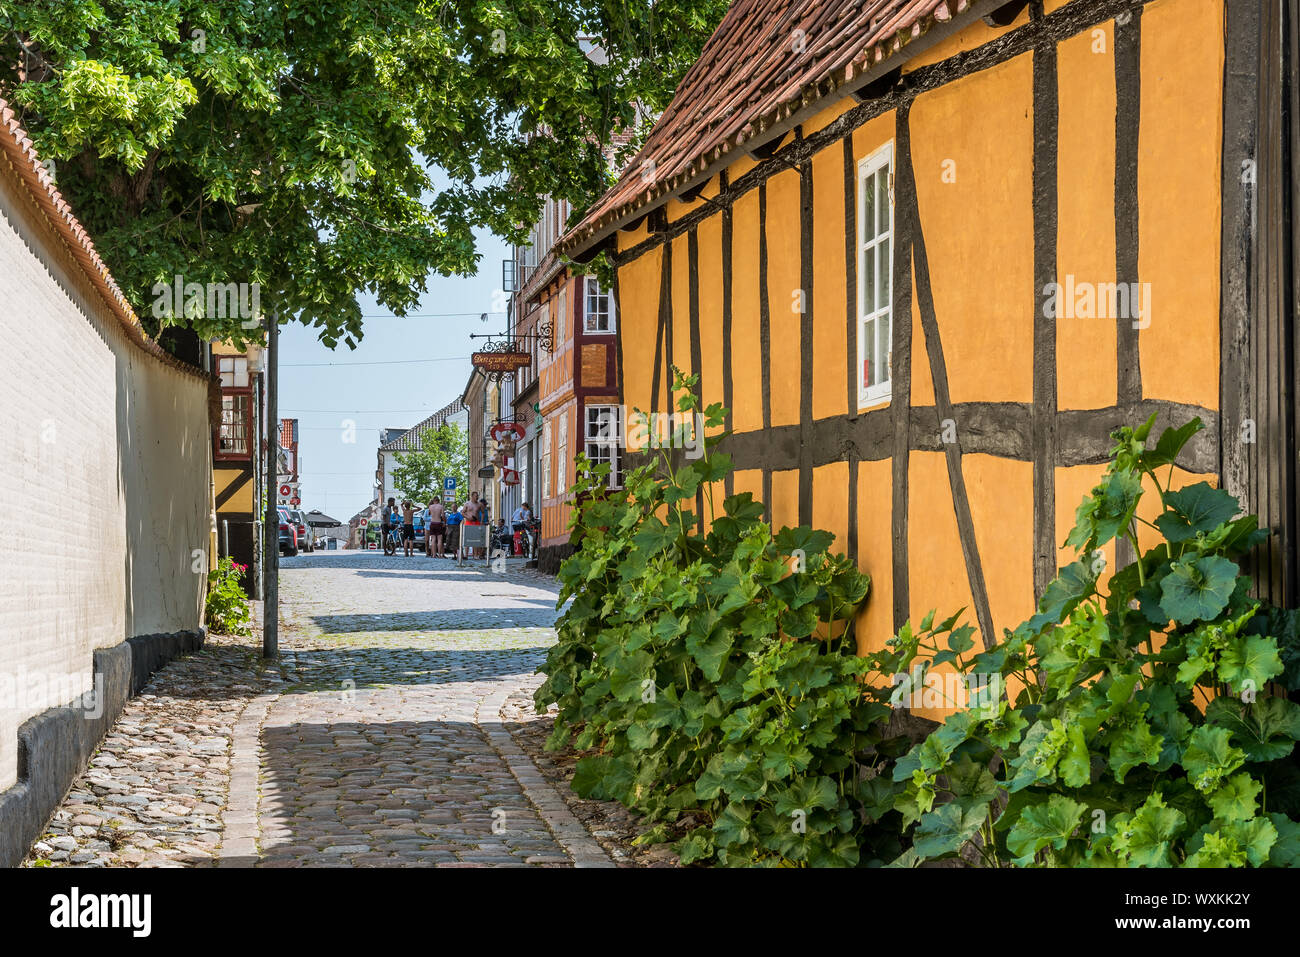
557;413;568;496
218;355;249;388
584;404;621;488
541;420;552;499
858;143;894;408
584;278;616;333
556;286;567;346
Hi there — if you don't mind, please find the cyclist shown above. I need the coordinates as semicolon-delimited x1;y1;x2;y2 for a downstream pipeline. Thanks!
381;498;397;548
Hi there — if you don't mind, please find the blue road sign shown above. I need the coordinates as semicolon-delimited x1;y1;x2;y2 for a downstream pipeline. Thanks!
443;476;457;492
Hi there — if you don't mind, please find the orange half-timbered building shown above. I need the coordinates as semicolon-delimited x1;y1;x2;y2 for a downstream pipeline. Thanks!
557;0;1299;656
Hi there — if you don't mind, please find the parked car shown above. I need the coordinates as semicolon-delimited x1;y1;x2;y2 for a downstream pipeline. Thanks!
287;508;312;553
277;506;298;557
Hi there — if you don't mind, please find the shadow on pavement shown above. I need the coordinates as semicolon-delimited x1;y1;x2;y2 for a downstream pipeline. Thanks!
309;607;558;632
252;718;566;867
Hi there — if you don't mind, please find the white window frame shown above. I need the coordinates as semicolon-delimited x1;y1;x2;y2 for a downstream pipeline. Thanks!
541;419;552;499
584;404;622;489
857;142;894;410
584;277;616;334
557;413;568;497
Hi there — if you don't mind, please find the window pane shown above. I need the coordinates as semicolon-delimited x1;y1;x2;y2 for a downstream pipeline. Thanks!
863;241;875;304
877;236;891;311
862;174;875;242
878;315;891;385
876;170;888;235
863;317;876;388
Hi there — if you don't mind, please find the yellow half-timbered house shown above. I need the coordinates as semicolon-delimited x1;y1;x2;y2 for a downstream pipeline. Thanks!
557;0;1298;657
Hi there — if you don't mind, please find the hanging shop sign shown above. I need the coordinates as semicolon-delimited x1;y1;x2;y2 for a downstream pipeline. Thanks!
489;422;527;443
472;351;531;374
501;468;520;486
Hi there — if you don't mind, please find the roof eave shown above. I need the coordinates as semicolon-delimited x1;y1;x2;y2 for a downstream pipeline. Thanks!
557;0;1006;262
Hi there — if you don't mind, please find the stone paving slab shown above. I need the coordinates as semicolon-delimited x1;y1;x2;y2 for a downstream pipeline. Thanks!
24;553;614;868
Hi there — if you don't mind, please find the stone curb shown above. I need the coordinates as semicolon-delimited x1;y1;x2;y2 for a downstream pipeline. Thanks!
218;692;279;866
475;680;615;868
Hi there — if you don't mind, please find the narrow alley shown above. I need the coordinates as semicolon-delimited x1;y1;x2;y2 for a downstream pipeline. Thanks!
24;556;614;868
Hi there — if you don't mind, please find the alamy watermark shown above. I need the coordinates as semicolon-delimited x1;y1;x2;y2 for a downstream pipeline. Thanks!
0;669;105;720
1043;274;1151;329
890;668;1001;717
151;276;261;327
589;406;706;460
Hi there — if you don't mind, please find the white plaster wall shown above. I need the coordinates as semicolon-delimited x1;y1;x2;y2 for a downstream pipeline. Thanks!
0;168;211;790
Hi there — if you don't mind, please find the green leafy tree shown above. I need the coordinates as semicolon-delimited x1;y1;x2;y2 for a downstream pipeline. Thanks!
0;0;729;346
391;422;468;504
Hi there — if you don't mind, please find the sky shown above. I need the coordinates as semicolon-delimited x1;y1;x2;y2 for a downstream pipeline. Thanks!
278;225;509;521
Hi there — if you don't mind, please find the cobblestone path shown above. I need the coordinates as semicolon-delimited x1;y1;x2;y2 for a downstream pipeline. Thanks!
25;553;612;868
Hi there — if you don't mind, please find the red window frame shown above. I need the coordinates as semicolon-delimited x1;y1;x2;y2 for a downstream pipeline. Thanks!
215;388;254;461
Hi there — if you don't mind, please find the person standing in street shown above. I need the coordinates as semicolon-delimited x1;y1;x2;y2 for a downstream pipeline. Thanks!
460;494;482;558
445;501;462;556
400;499;417;557
426;496;446;558
382;498;397;549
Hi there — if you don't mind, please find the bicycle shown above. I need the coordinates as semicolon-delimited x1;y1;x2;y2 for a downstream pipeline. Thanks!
382;523;402;556
513;520;541;562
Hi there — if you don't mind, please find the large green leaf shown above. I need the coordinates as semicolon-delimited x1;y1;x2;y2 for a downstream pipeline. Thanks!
1107;719;1164;783
1205;695;1300;762
1154;482;1239;543
1206;772;1262;823
1160;556;1239;624
1142;418;1203;469
912;802;987;860
1217;634;1284;695
1181;725;1247;794
1006;795;1087;865
1113;793;1186;867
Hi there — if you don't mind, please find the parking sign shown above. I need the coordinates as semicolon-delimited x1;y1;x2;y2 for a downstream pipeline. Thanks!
443;476;456;492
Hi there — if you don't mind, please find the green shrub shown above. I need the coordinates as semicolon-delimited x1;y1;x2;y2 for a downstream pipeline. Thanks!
206;556;252;637
883;414;1300;867
535;370;910;866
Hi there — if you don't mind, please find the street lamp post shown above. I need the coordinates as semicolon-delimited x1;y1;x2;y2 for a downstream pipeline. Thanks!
263;308;279;658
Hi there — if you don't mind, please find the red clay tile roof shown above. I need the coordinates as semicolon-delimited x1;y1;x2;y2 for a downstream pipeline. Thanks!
0;98;210;380
558;0;974;257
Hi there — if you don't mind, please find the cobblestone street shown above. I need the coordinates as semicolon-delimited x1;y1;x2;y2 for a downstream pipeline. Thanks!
24;553;615;868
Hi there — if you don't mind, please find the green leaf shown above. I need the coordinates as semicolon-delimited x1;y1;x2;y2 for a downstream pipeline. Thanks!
1005;796;1088;865
1038;560;1097;622
1154;482;1239;543
1142;418;1203;468
1206;772;1262;823
1113;793;1186;867
1065;468;1143;552
1107;719;1164;783
1181;725;1247;794
684;611;733;682
1267;813;1300;867
1060;723;1092;787
1159;556;1239;624
1217;634;1284;695
912;802;987;860
1205;695;1300;762
1185;829;1248;867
